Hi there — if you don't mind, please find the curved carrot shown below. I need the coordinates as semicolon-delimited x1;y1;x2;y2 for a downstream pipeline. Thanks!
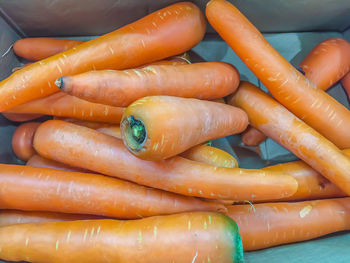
228;81;350;196
181;144;238;168
34;120;298;201
58;62;239;107
228;197;350;251
5;92;124;123
206;0;350;149
11;122;41;161
0;210;102;227
341;72;350;100
0;2;205;111
0;164;224;218
241;126;267;147
2;112;42;122
0;212;243;263
300;38;350;91
13;38;83;61
121;96;248;160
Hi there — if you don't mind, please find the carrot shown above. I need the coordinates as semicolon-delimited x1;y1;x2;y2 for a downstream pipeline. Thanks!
34;120;298;201
241;126;267;147
58;62;239;107
181;144;238;168
11;122;41;161
121;96;248;160
13;38;83;61
300;38;350;91
228;197;350;251
0;2;205;111
341;72;350;100
27;154;89;173
0;164;224;218
0;212;243;263
206;0;350;149
2;112;42;122
53;117;113;129
5;92;124;123
228;81;350;196
0;210;102;227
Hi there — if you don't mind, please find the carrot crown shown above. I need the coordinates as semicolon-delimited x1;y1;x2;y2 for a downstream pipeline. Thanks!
122;116;147;152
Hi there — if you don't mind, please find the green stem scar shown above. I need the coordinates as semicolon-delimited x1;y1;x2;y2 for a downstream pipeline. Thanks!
123;116;147;152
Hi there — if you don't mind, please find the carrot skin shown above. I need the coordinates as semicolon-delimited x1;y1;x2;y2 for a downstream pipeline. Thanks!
206;0;350;149
229;81;350;196
34;120;298;201
241;126;267;147
0;212;243;263
2;112;42;122
228;198;350;251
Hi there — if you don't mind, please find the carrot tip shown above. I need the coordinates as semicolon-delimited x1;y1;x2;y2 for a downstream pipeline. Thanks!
121;116;147;152
55;77;63;90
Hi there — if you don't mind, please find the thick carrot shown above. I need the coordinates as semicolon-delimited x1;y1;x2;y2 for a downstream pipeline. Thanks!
341;72;350;100
181;144;238;168
34;120;298;201
2;112;42;122
58;62;240;107
0;164;224;218
0;2;205;111
206;0;350;149
121;96;248;160
228;81;350;196
13;38;83;61
11;122;41;161
5;92;124;123
241;126;267;147
228;197;350;251
300;38;350;91
0;210;102;227
0;212;243;263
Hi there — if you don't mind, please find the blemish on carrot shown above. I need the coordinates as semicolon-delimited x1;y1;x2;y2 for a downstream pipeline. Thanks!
300;205;313;218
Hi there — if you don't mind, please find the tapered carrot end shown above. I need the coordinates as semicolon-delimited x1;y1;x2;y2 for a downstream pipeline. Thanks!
55;77;64;90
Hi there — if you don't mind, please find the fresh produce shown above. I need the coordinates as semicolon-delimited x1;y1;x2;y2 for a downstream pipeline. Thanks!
241;126;267;147
121;96;248;160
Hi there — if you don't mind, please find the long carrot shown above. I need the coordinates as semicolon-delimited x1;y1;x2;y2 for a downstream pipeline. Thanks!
228;197;350;251
2;112;42;122
0;2;205;111
0;164;224;218
58;62;240;107
241;126;267;147
12;122;41;161
13;38;83;61
228;81;350;196
300;38;350;91
0;210;102;227
5;92;124;123
341;72;350;100
34;120;298;201
121;96;248;160
206;0;350;149
0;212;243;263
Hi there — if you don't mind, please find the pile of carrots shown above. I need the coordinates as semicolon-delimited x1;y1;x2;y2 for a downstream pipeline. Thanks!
0;0;349;262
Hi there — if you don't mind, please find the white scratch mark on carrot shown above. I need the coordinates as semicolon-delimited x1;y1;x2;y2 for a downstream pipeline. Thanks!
160;15;164;20
109;47;115;55
25;238;29;246
90;227;95;238
141;40;146;48
83;229;88;242
57;64;63;74
153;226;157;238
188;188;192;193
48;81;52;88
56;182;61;195
152;22;157;28
137;231;143;244
188;220;191;230
55;240;59;250
97;226;101;235
300;205;312;218
268;77;276;82
191;251;198;263
66;230;71;242
59;58;65;65
104;107;109;116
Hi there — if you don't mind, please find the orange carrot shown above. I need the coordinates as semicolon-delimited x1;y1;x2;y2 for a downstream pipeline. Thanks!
0;164;224;218
228;197;350;251
58;62;240;107
11;122;41;161
300;38;350;91
241;126;267;147
121;96;248;160
228;81;350;196
341;72;350;100
5;92;124;123
0;212;243;263
0;210;102;227
206;0;350;149
0;2;205;111
13;38;83;61
34;120;298;201
2;112;42;122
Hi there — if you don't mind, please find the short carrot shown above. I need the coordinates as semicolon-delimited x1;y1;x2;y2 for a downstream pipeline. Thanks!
300;38;350;91
228;197;350;251
0;164;224;218
11;122;41;161
121;96;248;160
0;210;102;227
228;81;350;196
206;0;350;149
241;126;267;147
0;212;243;263
58;62;240;107
5;92;124;123
0;2;205;111
341;72;350;100
2;112;42;122
34;120;298;201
